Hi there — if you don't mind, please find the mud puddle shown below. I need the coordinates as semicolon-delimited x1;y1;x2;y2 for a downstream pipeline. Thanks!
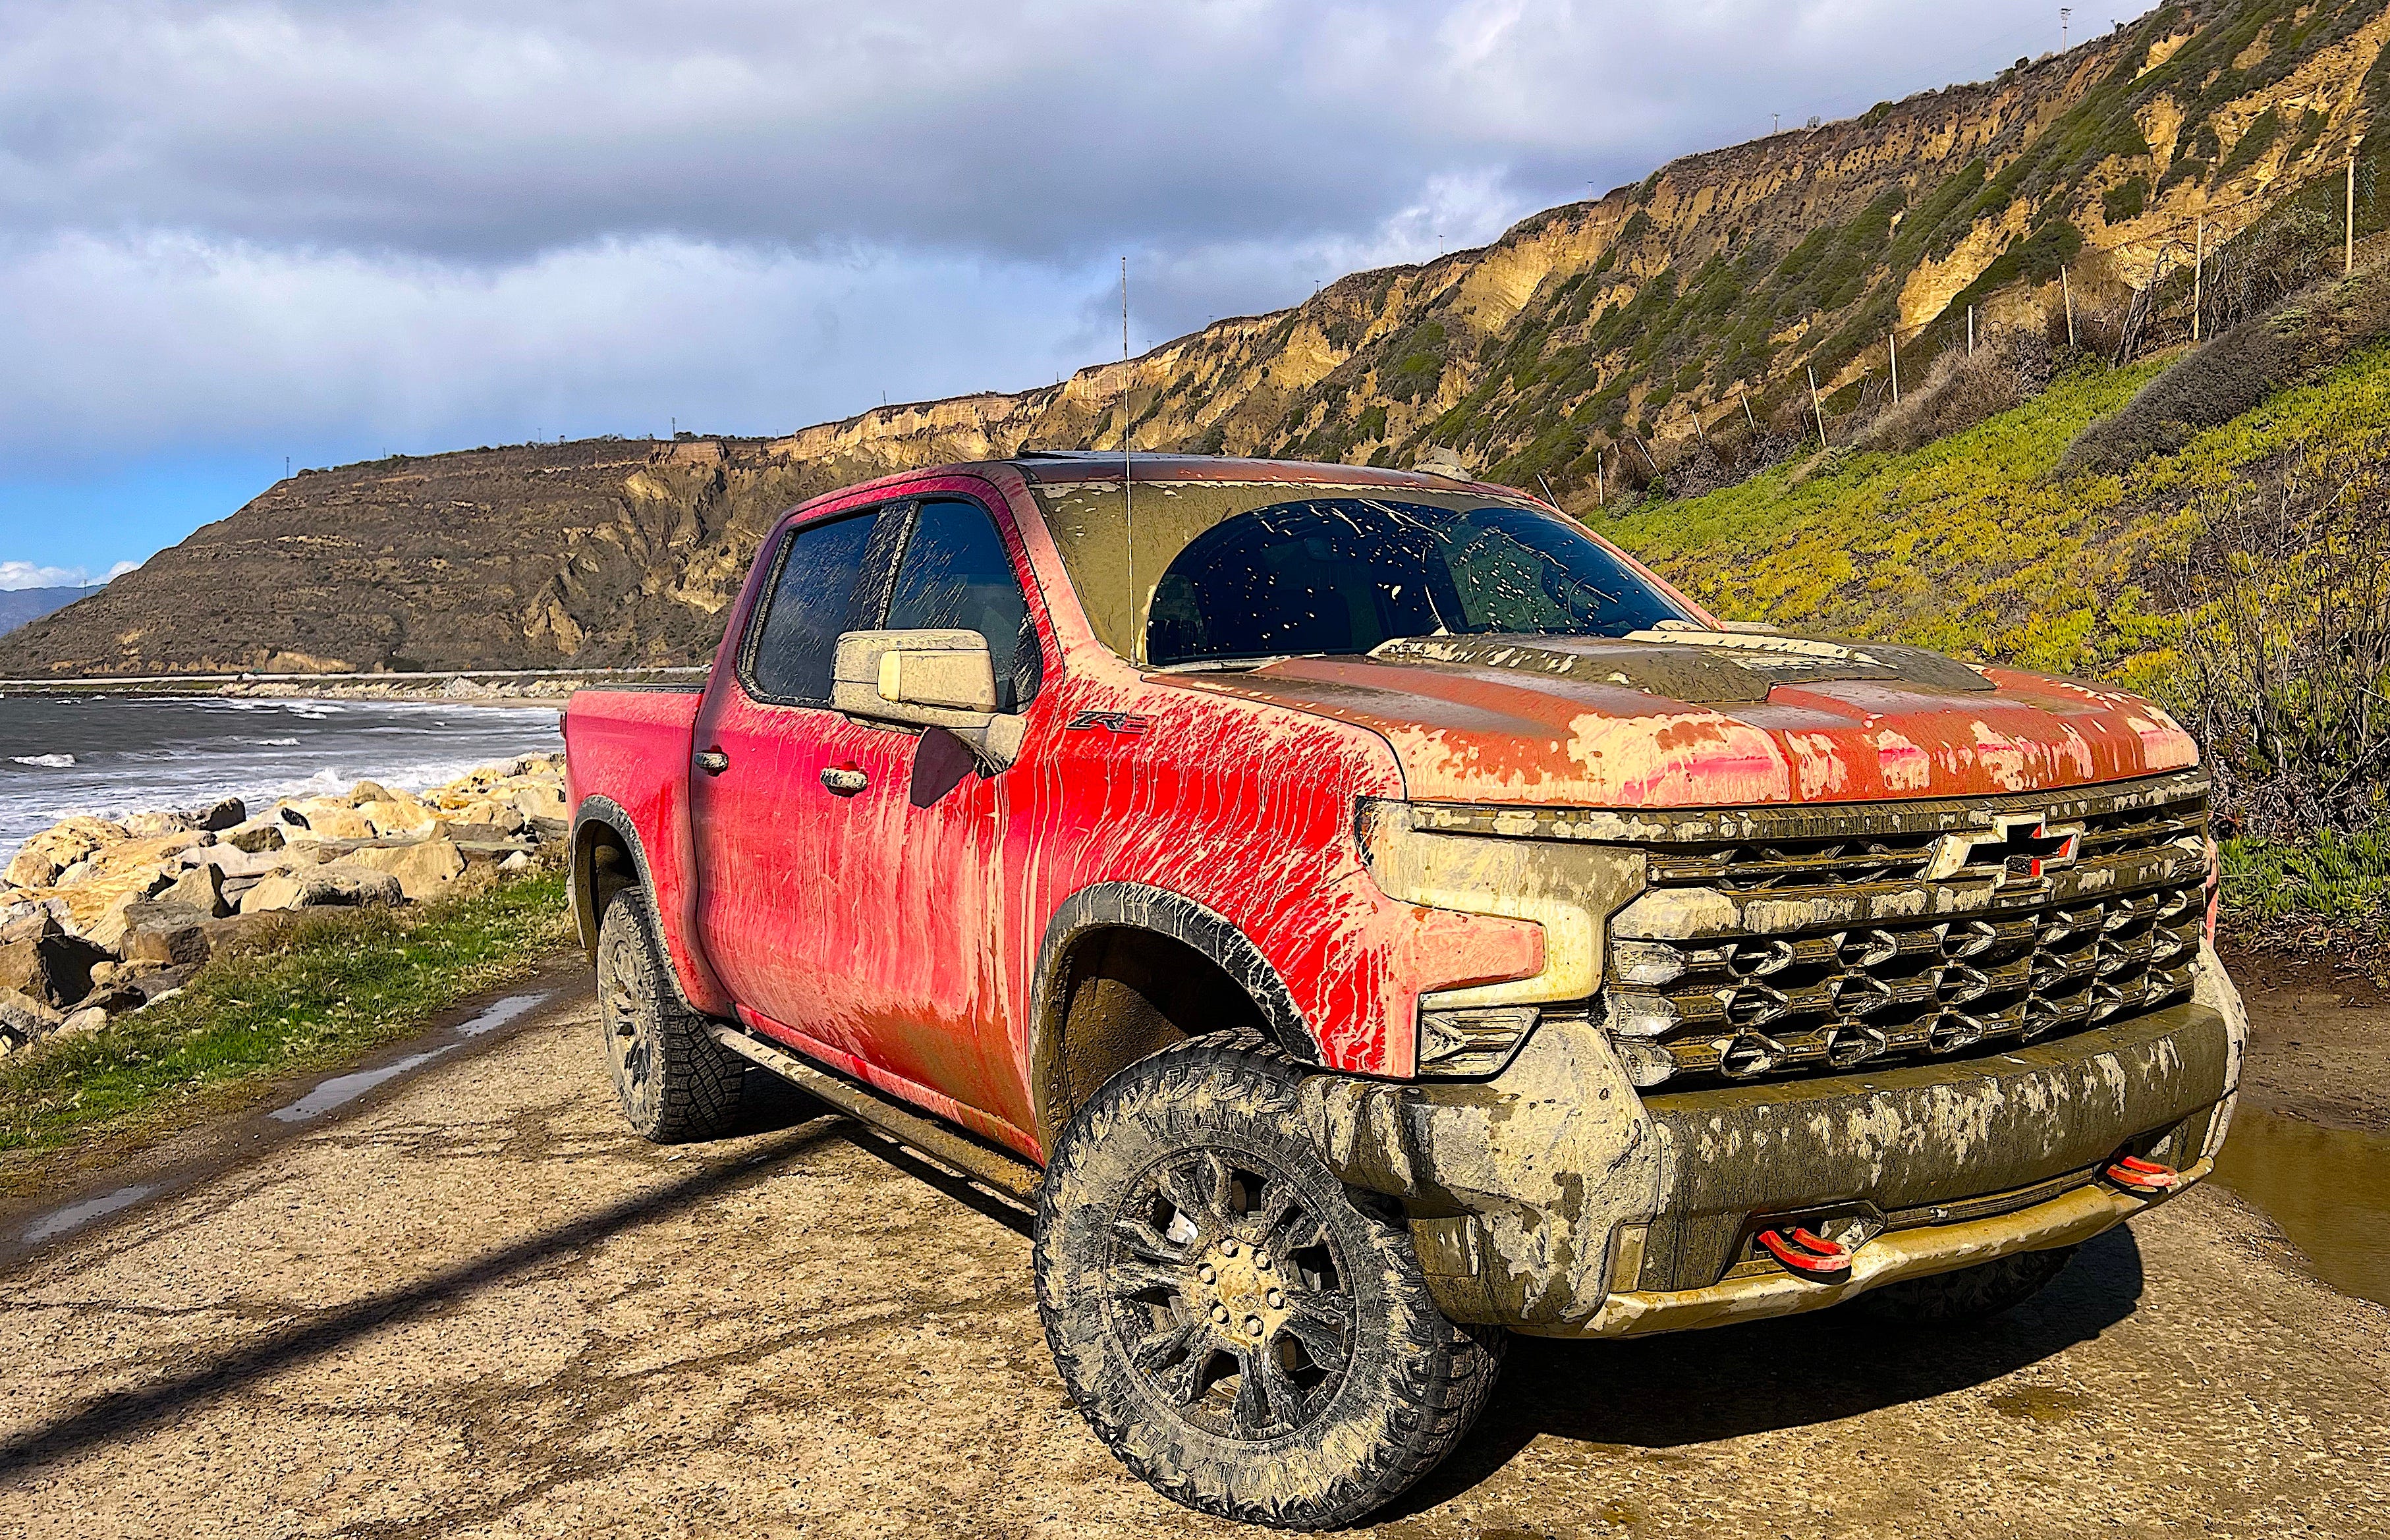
0;969;580;1272
2213;1109;2390;1307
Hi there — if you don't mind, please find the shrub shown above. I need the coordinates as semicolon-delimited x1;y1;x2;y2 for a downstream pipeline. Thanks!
2063;262;2390;476
2159;448;2390;839
1859;328;2055;455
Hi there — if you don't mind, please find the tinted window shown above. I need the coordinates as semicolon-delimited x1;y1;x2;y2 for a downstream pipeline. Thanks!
748;512;877;702
885;498;1041;710
1147;497;1685;667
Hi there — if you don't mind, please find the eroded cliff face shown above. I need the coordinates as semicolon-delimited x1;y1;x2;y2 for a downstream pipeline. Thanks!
4;0;2378;677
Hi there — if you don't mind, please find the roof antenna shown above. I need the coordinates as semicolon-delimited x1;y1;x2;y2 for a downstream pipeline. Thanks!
1122;254;1137;665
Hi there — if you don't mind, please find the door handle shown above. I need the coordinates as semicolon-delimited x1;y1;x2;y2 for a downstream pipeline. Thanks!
820;763;868;796
695;749;731;775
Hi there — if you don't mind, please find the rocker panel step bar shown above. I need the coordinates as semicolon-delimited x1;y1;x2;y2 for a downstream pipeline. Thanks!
706;1024;1044;1202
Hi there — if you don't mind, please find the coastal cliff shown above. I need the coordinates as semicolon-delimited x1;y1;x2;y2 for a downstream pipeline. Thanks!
3;0;2381;678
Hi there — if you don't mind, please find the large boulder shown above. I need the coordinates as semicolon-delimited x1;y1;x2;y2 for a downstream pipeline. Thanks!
223;822;287;854
117;900;218;967
161;862;233;919
4;816;130;889
343;836;466;902
53;1006;110;1041
0;928;113;1007
123;810;198;839
279;798;377;840
0;987;64;1041
239;862;404;914
357;796;439;839
198;796;248;832
1;848;55;891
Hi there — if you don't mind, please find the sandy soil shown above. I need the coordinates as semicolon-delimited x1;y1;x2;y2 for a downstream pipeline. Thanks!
3;984;2386;1539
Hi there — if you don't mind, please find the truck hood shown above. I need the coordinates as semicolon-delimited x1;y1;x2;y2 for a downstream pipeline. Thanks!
1173;630;2199;807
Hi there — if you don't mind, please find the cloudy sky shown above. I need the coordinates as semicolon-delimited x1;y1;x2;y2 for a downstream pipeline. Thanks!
0;0;2105;588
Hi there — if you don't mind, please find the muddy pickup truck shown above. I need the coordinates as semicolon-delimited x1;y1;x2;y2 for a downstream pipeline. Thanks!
563;453;2245;1528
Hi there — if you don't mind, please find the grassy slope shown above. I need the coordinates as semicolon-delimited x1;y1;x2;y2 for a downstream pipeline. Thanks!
1611;343;2390;953
0;871;574;1163
1612;341;2390;690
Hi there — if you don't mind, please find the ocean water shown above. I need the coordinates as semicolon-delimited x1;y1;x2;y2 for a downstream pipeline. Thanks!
0;694;563;857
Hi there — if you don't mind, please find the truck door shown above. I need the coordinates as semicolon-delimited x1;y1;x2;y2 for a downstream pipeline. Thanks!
812;493;1043;1131
688;503;904;1062
690;493;1041;1134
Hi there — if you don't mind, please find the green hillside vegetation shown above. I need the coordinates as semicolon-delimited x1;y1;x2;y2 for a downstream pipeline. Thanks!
1298;0;2390;494
1613;269;2390;960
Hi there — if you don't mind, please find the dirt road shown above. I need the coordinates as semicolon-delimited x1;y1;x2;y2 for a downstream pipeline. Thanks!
4;989;2387;1539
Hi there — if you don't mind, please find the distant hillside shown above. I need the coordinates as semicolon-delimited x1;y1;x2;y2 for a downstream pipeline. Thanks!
5;0;2384;678
0;587;96;641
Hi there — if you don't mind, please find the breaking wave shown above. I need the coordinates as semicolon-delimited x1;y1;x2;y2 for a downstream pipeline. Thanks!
10;754;76;768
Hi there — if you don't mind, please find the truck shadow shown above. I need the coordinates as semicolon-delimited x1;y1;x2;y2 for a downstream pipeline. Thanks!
0;1118;844;1483
733;1067;1037;1238
1395;1226;2146;1516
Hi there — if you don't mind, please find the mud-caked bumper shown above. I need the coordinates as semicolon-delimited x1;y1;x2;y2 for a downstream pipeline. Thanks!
1300;946;2247;1338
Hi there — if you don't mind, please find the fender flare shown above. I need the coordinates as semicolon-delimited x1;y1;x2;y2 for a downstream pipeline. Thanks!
570;796;706;1017
1029;882;1319;1138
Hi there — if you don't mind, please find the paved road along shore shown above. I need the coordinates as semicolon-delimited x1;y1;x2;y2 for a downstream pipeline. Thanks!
3;990;2387;1539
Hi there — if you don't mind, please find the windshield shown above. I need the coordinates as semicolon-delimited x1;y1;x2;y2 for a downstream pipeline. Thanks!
1030;478;1694;666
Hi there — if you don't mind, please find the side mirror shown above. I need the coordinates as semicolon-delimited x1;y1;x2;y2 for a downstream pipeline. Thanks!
831;630;1027;771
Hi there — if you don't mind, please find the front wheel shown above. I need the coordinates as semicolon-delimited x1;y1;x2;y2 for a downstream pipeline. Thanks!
595;887;744;1142
1035;1033;1502;1529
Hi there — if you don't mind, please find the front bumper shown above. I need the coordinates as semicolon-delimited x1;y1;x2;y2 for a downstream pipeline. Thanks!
1300;945;2246;1338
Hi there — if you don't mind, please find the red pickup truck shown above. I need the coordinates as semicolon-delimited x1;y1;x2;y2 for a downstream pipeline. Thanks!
564;453;2244;1527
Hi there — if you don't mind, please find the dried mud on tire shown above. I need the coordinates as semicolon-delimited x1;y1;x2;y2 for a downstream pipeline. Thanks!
1034;1033;1503;1529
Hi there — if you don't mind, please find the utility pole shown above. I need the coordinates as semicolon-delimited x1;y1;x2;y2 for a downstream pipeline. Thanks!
2061;264;2076;348
1807;365;1827;447
2061;7;2070;49
1967;304;1977;354
1596;449;1605;509
1773;113;1781;135
1740;389;1757;433
1888;329;1900;403
2350;157;2360;277
2193;217;2205;342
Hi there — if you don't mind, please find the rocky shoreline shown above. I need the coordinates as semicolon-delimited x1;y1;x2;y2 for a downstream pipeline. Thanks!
0;754;569;1055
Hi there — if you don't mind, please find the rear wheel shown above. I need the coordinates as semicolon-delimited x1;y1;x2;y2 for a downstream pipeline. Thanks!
596;887;744;1142
1036;1033;1502;1529
1858;1246;2078;1326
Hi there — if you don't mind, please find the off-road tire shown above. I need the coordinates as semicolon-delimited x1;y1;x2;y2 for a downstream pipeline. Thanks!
1035;1032;1503;1529
596;887;744;1142
1856;1245;2078;1327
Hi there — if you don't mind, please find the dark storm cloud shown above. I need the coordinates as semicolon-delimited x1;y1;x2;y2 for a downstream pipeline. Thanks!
0;0;2090;509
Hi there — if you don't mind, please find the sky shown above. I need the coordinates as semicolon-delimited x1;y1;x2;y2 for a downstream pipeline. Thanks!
0;0;2117;588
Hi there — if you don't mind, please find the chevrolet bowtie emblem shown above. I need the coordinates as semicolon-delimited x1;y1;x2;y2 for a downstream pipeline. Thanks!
1925;814;2084;885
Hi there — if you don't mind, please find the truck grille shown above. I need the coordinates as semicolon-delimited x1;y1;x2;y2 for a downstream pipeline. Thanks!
1602;774;2211;1086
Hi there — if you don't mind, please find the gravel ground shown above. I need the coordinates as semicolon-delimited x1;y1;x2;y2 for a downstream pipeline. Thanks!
1;991;2386;1539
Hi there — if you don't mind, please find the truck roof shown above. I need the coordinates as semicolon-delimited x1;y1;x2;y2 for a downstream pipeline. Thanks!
1003;450;1507;495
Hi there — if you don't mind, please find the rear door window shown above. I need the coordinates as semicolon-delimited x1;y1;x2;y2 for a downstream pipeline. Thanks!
746;511;879;703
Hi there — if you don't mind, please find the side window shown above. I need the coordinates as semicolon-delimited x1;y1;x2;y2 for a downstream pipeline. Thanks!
747;511;878;703
885;498;1043;711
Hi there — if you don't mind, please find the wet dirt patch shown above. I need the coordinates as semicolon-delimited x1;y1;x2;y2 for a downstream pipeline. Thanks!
0;974;573;1270
1987;1386;2093;1423
2212;1109;2390;1307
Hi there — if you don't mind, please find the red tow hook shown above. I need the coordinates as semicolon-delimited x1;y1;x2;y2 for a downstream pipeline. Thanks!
1757;1225;1854;1280
2103;1155;2182;1195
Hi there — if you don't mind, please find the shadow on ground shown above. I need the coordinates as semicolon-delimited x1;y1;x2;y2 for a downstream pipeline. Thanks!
1393;1226;2147;1517
0;1107;839;1482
